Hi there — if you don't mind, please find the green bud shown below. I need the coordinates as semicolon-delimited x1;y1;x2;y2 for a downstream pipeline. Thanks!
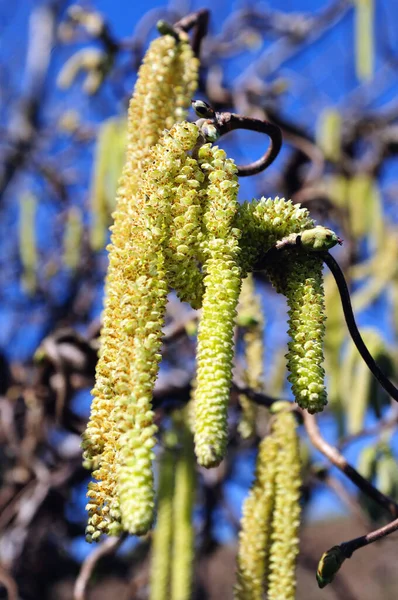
300;226;341;251
316;546;346;588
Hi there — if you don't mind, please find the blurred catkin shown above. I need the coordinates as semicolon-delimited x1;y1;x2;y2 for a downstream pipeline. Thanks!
19;192;38;295
150;442;176;600
234;434;278;599
170;418;196;600
235;404;301;599
237;274;265;439
63;206;83;270
267;405;302;600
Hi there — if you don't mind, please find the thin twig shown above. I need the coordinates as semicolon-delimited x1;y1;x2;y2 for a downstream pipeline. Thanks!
303;412;398;519
0;564;18;600
192;100;282;176
74;535;125;600
340;516;398;557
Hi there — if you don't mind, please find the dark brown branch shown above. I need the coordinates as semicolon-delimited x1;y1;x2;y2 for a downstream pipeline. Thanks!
340;517;398;557
322;251;398;402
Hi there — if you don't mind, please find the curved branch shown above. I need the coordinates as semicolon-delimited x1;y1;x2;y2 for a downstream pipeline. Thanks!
322;251;398;403
303;411;398;519
192;100;282;176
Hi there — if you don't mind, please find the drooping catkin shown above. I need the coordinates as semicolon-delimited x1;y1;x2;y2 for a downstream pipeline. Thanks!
170;419;196;600
19;192;38;295
265;253;325;414
267;405;302;600
90;117;127;251
234;197;315;276
237;274;265;439
63;206;83;270
193;144;241;468
234;434;278;599
115;122;200;535
150;442;176;600
267;251;327;413
83;30;199;540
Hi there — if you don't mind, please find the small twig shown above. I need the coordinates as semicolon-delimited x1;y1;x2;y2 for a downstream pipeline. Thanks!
318;516;398;588
340;517;398;557
0;564;18;600
192;100;282;176
303;412;398;519
74;535;125;600
338;406;398;451
322;251;398;403
174;9;209;57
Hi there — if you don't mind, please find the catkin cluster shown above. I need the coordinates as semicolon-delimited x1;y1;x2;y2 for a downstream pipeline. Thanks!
83;23;335;549
83;32;199;541
235;404;302;600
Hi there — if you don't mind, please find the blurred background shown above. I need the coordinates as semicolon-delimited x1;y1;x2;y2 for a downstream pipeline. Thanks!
0;0;398;598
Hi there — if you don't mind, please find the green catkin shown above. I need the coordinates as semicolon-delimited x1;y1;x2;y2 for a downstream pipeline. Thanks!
165;153;205;308
234;434;278;599
90;117;127;251
170;420;196;600
267;251;327;413
316;107;342;162
237;274;265;439
19;192;38;295
234;197;315;276
150;443;176;600
354;0;374;82
116;122;200;535
193;144;241;468
267;406;302;600
83;31;199;541
63;206;83;270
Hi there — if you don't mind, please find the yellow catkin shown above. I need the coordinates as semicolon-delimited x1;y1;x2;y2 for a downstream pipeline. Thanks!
150;443;176;600
267;407;302;600
165;153;205;308
90;117;127;251
237;274;265;439
19;192;38;295
354;0;374;82
83;31;199;540
234;434;278;599
63;206;83;270
316;107;342;162
170;419;196;600
115;122;200;535
266;250;327;413
193;144;241;468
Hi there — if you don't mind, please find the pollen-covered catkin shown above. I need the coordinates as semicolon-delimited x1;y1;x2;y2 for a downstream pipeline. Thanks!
83;30;199;540
234;434;278;599
267;405;302;600
234;197;315;275
165;151;205;308
116;122;200;535
193;144;241;468
267;251;327;413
